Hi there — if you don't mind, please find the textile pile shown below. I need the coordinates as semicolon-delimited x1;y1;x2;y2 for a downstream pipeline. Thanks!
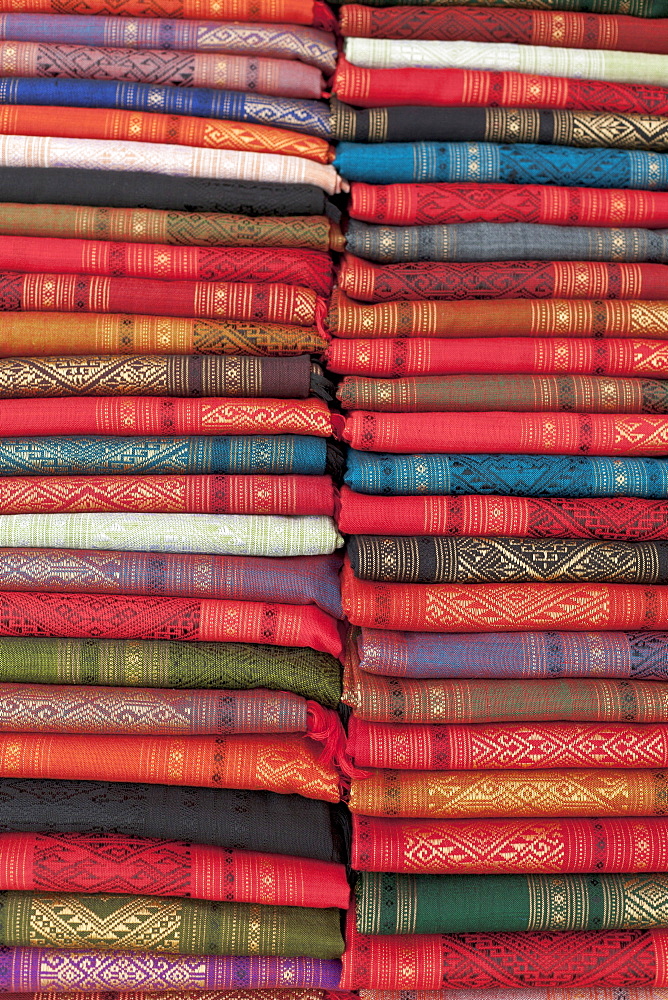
328;0;668;991
0;0;354;997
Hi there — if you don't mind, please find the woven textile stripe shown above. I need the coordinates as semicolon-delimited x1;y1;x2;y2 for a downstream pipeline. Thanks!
0;81;333;140
345;223;668;265
0;550;343;615
0;16;338;72
341;924;668;990
0;780;345;860
0;272;321;325
348;536;668;584
348;718;668;770
0;0;332;25
328;292;668;340
344;38;668;86
355;871;668;933
333;62;668;113
338;256;668;302
0;682;317;735
330;0;668;14
0;993;332;1000
339;492;668;540
343;452;668;498
0;437;331;477
0;137;342;195
0;315;327;358
0;948;342;991
0;206;340;248
0;637;342;706
0;831;350;905
342;568;668;632
0;892;344;958
0;732;341;799
358;992;668;1000
0;592;343;654
356;628;668;679
352;815;668;874
0;44;324;99
332;104;668;151
0;238;333;294
338;377;668;414
342;413;668;456
347;184;668;227
339;5;668;53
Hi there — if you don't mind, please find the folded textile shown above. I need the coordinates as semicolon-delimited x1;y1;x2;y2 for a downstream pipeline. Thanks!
0;238;333;294
330;0;666;14
0;169;331;215
342;568;668;633
0;79;333;139
0;513;342;557
0;205;340;249
348;719;668;770
338;255;668;302
344;452;668;497
0;993;334;1000
358;993;668;1000
333;102;668;152
0;137;341;195
344;38;668;86
335;142;668;190
0;891;344;958
0;947;342;991
341;923;668;990
0;635;342;704
0;591;342;654
342;413;668;456
0;43;324;99
0;464;319;515
355;871;668;933
352;814;668;874
350;766;668;818
347;183;668;227
339;491;668;540
345;222;668;265
348;536;668;584
0;272;321;325
333;61;668;114
339;5;668;54
343;663;668;724
0;779;345;860
0;732;340;799
0;549;342;616
0;315;327;358
0;16;338;73
329;293;668;342
0;437;335;477
0;682;332;736
339;376;668;414
0;0;335;24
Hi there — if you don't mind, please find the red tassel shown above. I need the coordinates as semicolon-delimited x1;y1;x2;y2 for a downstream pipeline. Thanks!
307;701;371;791
315;296;329;339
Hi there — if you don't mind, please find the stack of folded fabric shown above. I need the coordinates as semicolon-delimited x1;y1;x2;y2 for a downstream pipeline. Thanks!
0;0;355;995
326;0;668;992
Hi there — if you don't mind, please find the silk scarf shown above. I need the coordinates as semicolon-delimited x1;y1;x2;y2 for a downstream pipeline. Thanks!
339;375;668;413
329;0;667;15
0;314;327;358
348;718;668;770
338;255;668;302
0;993;334;1000
355;871;668;934
347;183;668;227
344;38;668;86
355;627;668;680
343;452;668;496
0;732;341;799
345;222;668;265
357;992;668;1000
333;61;668;114
0;16;338;73
0;0;337;25
342;567;668;632
339;5;668;54
0;891;344;958
0;779;346;861
342;412;668;456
